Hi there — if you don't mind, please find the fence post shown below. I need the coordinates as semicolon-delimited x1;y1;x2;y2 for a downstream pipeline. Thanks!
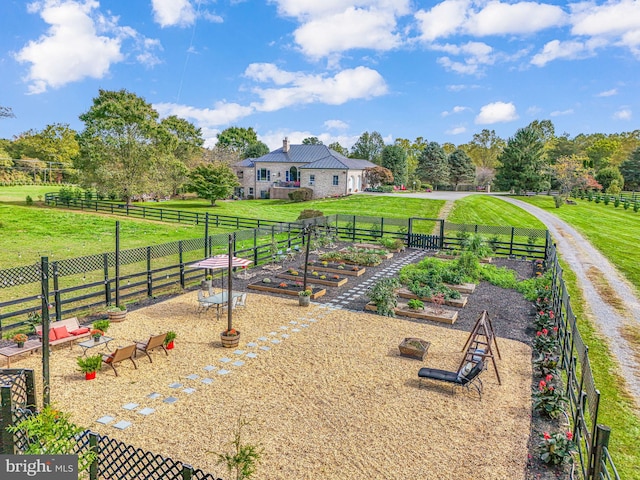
181;464;194;480
591;424;611;480
352;215;356;241
146;247;153;297
380;217;384;238
24;370;36;411
509;227;515;256
41;256;51;407
253;229;258;266
179;241;185;289
53;262;62;322
103;254;111;306
88;431;99;480
115;222;121;308
439;220;444;249
408;218;413;248
0;385;16;454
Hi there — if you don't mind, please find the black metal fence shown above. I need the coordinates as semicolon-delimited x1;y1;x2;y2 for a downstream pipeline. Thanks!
545;240;620;479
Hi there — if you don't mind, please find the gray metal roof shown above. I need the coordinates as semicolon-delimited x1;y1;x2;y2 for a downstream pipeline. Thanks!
247;144;376;170
235;158;255;167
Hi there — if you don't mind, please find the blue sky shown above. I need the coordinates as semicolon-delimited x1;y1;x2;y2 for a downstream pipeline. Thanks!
1;0;638;151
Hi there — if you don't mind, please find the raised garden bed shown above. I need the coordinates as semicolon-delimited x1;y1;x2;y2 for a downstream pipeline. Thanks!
247;282;326;299
276;272;348;287
303;262;367;276
354;243;404;253
396;287;468;308
398;338;430;360
435;253;492;264
364;302;458;324
342;247;393;260
445;283;476;294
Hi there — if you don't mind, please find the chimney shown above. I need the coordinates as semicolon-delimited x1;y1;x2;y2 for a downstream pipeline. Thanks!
283;137;290;153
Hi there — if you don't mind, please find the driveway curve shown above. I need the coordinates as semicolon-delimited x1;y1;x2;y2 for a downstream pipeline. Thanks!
496;196;640;409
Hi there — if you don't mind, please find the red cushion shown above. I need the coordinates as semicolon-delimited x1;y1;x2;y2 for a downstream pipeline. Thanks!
54;326;71;339
37;328;57;340
70;327;90;336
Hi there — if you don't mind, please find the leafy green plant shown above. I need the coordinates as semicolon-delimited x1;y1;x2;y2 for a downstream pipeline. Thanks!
537;430;577;466
366;278;399;317
533;353;560;377
76;354;102;373
92;319;110;334
214;415;262;480
532;374;568;419
407;299;424;310
164;331;177;345
533;327;559;355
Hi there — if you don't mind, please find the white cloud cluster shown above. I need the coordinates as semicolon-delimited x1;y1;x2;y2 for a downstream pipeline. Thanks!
475;101;518;124
441;105;470;116
613;108;632;120
15;0;161;94
151;0;196;27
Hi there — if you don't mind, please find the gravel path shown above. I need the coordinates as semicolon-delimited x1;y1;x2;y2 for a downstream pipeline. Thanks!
496;196;640;409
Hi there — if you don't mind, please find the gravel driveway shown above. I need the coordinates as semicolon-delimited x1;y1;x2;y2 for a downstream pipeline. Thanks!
496;196;640;409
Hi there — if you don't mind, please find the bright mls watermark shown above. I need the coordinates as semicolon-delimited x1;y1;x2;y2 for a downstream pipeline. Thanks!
0;455;77;479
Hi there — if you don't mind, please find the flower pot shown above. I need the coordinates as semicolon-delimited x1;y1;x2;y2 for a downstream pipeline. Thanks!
201;280;212;291
299;296;310;307
93;336;101;343
166;340;174;350
16;342;25;349
85;371;96;380
220;331;240;348
108;309;127;322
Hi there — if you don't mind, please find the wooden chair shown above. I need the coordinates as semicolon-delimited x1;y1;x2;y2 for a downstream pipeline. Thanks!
134;333;168;363
101;344;138;376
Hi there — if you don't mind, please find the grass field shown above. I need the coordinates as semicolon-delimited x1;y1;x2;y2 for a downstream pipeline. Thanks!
447;195;545;228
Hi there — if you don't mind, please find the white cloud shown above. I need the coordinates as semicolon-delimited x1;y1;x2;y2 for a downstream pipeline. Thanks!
245;64;388;111
527;105;542;116
446;125;467;135
597;89;618;97
441;105;470;116
154;101;255;127
530;39;593;66
613;108;632;120
446;84;480;91
324;119;349;130
550;109;574;117
475;101;518;124
570;0;640;38
415;0;470;42
432;41;495;75
15;0;126;94
151;0;196;27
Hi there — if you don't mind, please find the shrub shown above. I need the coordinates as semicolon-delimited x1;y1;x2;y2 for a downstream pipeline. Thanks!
533;327;559;355
553;195;563;208
635;201;639;213
537;431;577;465
25;195;33;205
366;278;400;317
297;209;324;220
288;188;313;202
603;195;610;205
532;374;568;418
614;197;620;208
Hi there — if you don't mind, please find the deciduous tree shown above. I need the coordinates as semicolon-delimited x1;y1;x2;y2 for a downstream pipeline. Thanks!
363;166;394;188
187;163;240;205
550;155;590;195
302;137;323;145
350;131;385;163
595;167;624;192
328;141;349;156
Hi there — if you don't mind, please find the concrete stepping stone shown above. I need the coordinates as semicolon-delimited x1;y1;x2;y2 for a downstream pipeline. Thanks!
259;346;271;351
246;342;258;347
97;416;115;425
201;378;214;385
300;324;309;328
289;321;298;324
186;374;199;380
233;350;245;355
269;331;278;336
279;326;288;330
169;382;183;389
138;408;155;416
113;420;132;430
218;369;231;375
147;393;162;400
232;360;245;367
163;396;178;404
292;328;300;332
220;358;232;363
183;388;196;394
122;403;139;410
281;334;290;339
271;339;281;344
203;365;216;372
258;336;268;341
246;352;258;359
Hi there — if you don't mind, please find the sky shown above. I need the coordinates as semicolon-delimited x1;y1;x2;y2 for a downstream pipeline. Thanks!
0;0;639;151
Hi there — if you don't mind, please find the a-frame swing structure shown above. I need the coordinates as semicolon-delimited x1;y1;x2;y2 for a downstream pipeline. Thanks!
458;310;502;385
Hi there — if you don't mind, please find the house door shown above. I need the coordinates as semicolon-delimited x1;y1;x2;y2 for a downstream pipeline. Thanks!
286;167;298;182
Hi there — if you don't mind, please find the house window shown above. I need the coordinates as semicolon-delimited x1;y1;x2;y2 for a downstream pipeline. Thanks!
286;166;298;182
257;169;270;181
309;174;315;186
333;175;339;186
249;188;254;196
237;171;244;179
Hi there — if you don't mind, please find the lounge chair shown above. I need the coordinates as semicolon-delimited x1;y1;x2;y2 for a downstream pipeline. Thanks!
418;360;485;398
134;333;168;363
101;344;138;376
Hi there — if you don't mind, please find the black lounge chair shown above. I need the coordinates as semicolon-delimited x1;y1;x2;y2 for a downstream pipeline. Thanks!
418;360;485;398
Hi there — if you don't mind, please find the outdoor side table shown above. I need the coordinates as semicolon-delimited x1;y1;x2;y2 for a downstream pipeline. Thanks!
0;339;42;367
78;336;114;356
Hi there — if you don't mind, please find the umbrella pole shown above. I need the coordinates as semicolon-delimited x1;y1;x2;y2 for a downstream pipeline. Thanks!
227;234;233;332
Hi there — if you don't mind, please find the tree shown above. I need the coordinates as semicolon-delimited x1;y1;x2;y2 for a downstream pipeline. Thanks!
243;142;269;159
595;167;624;192
160;115;204;167
550;155;591;195
328;141;349;156
381;145;407;186
363;166;394;188
620;147;640;190
461;129;505;168
417;142;449;188
350;131;385;163
187;163;240;205
76;89;166;203
547;134;578;163
494;127;549;192
448;149;475;190
0;106;15;118
302;137;323;145
586;138;621;170
217;127;260;153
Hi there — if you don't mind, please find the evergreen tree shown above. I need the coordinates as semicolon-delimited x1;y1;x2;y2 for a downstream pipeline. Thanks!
448;149;475;190
494;127;549;192
620;147;640;190
417;142;449;189
350;131;385;163
381;145;407;186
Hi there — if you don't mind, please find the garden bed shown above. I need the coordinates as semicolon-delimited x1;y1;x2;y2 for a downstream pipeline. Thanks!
303;262;367;276
396;287;468;308
364;302;458;324
247;282;326;299
435;253;492;263
445;283;476;294
276;272;348;288
342;247;393;260
354;242;404;253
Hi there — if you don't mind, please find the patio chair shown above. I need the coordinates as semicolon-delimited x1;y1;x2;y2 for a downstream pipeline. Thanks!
221;296;239;315
235;293;247;309
197;290;215;315
134;333;168;363
418;360;485;399
101;344;138;377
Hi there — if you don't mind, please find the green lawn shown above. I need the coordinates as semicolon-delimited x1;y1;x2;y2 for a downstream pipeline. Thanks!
447;195;545;228
520;196;640;294
0;185;61;204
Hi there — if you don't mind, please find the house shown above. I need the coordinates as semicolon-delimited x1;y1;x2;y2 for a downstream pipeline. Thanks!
232;138;377;199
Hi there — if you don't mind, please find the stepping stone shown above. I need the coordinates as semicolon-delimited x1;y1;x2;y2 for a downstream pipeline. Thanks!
292;328;300;332
308;318;317;322
163;396;178;404
183;388;196;394
259;346;271;351
113;420;132;430
97;416;115;425
232;360;245;367
138;407;155;416
271;339;281;344
218;369;231;375
269;331;278;336
186;374;199;380
300;324;309;328
233;350;245;355
289;320;298;325
203;365;216;371
246;342;258;347
147;393;162;400
279;326;288;330
169;382;182;389
201;378;214;385
220;358;232;363
258;337;268;341
246;352;258;359
122;403;139;410
281;334;290;339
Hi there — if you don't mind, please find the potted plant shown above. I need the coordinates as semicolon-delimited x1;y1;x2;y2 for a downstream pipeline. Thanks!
202;274;213;291
221;328;240;348
298;289;312;307
93;319;110;335
13;333;28;349
407;299;424;311
106;305;127;322
90;329;104;342
164;331;177;350
77;354;102;380
398;338;430;360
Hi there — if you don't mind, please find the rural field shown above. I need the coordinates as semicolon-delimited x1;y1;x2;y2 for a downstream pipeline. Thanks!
0;186;638;478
